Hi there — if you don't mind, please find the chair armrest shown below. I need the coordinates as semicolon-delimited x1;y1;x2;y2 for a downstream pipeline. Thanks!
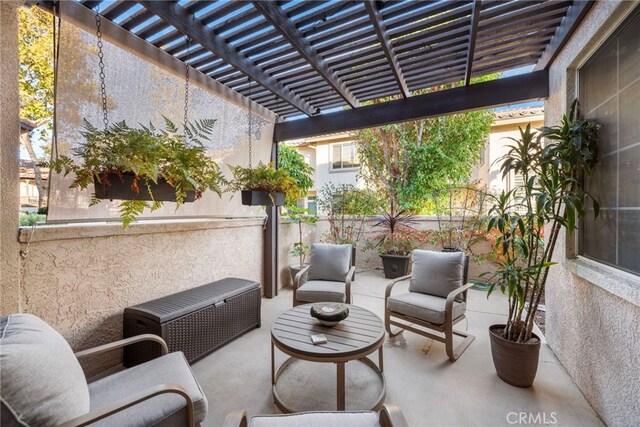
75;334;168;359
345;266;356;304
223;411;248;427
293;265;311;290
59;383;195;427
445;283;475;322
379;404;409;427
385;275;412;301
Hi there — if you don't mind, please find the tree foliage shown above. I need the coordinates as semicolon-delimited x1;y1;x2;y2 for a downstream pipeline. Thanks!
278;145;315;203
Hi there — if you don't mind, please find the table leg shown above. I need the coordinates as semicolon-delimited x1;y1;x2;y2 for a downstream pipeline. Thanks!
337;362;345;411
379;347;384;372
271;340;275;385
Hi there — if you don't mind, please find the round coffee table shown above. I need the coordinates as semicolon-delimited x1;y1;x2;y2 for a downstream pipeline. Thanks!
270;303;385;412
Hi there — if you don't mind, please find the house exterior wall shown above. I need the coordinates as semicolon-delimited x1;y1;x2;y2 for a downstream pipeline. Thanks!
545;1;640;425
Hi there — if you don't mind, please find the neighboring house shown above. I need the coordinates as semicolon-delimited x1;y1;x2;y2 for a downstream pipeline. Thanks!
287;106;544;210
19;119;49;212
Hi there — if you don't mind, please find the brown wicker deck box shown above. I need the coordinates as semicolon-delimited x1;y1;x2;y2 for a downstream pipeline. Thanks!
123;277;261;367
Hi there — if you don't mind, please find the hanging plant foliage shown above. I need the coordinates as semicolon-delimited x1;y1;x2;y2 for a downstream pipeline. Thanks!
228;162;299;207
50;118;227;227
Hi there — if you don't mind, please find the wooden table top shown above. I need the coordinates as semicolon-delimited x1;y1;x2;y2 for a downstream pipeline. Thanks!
271;304;385;360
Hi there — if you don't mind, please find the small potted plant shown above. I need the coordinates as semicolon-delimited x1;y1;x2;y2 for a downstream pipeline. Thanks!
287;206;318;279
370;206;418;279
480;102;599;387
49;118;226;227
228;162;299;206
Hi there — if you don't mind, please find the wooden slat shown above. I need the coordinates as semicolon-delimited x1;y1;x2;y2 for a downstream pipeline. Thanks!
274;71;549;141
365;0;410;98
534;0;594;70
252;1;360;108
138;1;315;116
464;0;482;86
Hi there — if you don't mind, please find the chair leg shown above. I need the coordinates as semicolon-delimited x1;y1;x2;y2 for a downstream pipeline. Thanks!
385;313;404;338
445;329;475;362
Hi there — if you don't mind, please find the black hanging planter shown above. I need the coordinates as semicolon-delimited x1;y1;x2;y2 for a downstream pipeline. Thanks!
241;190;285;206
94;172;195;202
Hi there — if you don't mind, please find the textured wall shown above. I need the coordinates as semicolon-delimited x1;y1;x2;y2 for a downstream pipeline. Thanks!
0;1;23;315
545;1;640;425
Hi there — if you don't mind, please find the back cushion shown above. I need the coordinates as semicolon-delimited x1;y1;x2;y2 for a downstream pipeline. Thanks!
409;250;464;298
308;243;352;282
0;314;90;426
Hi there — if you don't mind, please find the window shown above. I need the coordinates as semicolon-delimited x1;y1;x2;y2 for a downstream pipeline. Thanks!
579;7;640;276
331;143;359;170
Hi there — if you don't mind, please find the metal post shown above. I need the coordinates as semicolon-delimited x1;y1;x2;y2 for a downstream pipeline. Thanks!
263;141;279;298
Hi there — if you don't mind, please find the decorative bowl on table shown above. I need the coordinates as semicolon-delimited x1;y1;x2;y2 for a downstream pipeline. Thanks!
310;303;349;327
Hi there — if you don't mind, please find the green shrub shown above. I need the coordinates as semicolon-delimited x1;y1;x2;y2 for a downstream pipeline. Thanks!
19;213;46;226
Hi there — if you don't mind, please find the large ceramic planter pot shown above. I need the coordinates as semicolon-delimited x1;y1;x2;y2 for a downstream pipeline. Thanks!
94;172;195;202
380;254;410;279
241;190;285;206
489;324;541;388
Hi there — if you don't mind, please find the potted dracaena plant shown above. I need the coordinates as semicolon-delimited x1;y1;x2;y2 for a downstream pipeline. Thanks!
370;203;419;279
49;118;226;227
480;101;599;387
228;162;299;207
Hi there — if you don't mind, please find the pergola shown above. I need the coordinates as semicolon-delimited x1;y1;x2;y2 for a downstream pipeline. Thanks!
31;0;593;296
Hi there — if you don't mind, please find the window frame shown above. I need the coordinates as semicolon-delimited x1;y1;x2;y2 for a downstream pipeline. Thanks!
329;142;360;172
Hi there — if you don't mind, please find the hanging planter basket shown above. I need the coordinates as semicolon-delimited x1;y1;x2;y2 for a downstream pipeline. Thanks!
94;172;195;202
241;190;285;207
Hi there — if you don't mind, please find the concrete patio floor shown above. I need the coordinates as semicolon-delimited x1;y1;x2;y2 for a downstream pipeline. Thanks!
192;269;603;426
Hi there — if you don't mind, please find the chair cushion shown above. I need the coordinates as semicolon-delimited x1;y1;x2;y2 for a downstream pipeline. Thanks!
0;314;90;426
88;351;207;427
307;243;352;282
296;280;346;303
387;292;466;325
409;250;464;298
249;411;380;427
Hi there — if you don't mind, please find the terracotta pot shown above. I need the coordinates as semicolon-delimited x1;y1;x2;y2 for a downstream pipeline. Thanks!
489;324;541;388
380;254;411;279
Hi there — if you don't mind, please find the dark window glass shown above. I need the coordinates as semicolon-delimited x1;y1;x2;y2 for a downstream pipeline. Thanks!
579;7;640;276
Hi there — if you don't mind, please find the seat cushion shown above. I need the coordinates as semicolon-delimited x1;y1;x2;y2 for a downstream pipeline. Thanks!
0;314;90;426
88;352;207;427
249;411;379;427
307;243;352;282
409;250;464;299
387;292;466;325
296;280;346;303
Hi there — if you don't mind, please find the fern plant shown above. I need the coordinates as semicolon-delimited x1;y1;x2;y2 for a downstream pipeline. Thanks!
49;117;226;227
228;162;300;205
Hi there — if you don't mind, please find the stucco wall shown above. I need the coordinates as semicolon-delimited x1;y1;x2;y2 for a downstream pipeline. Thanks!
545;1;640;425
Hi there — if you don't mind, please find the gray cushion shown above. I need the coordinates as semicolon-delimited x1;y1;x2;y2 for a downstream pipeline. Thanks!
307;243;352;282
0;313;90;426
250;411;380;427
409;250;464;298
88;351;207;426
296;280;346;303
387;292;466;325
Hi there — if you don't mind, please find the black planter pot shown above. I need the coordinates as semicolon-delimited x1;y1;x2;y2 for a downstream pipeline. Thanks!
241;190;285;206
380;254;411;279
489;324;541;388
94;173;195;202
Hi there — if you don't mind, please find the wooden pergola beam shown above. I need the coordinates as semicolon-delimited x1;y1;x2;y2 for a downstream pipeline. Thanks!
364;0;410;98
251;1;360;109
464;0;482;86
274;70;549;141
534;0;594;70
138;1;316;117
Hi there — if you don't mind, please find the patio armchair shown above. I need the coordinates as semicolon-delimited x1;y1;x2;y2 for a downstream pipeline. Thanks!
222;404;409;427
384;249;475;362
293;243;355;306
0;313;207;426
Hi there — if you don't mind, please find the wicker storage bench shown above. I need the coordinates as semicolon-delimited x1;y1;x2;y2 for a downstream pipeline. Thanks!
123;277;261;367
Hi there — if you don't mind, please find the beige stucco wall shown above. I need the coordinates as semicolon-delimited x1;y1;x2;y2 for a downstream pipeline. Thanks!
545;1;640;425
1;1;23;315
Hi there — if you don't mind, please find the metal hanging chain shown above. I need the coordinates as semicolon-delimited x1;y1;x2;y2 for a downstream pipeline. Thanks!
248;79;253;169
184;37;191;128
95;7;109;129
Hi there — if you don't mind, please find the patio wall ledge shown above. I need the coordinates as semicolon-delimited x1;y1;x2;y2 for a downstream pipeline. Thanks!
18;217;266;243
566;257;640;308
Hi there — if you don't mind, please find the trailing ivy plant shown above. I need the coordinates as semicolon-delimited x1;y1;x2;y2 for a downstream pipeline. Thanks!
49;118;226;227
227;161;300;205
479;101;599;343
